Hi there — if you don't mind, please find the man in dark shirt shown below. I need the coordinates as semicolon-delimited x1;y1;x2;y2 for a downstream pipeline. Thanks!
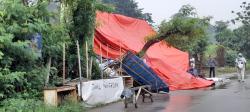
207;55;217;78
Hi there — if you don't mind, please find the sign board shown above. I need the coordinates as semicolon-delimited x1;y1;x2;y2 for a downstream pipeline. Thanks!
78;77;124;106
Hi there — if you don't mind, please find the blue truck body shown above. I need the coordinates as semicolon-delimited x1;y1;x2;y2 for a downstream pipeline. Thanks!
122;52;169;92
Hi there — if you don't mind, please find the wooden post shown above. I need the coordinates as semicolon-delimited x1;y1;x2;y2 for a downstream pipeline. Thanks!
76;40;82;98
86;41;89;79
63;43;66;85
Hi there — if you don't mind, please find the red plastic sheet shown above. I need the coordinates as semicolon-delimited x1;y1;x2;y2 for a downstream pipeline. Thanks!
93;11;213;90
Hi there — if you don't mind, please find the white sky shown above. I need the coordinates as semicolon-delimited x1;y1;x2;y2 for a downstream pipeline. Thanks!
135;0;246;28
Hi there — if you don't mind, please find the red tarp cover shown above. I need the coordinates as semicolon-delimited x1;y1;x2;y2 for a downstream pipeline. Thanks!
94;11;213;90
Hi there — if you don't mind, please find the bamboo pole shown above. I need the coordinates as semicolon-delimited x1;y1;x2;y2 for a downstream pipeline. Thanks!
45;57;52;87
60;1;65;23
107;44;109;58
89;57;93;80
100;44;103;79
86;41;89;79
76;40;82;98
119;42;122;75
63;43;66;85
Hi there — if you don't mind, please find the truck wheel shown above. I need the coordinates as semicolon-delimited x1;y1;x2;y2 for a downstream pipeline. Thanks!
135;103;138;108
125;103;128;108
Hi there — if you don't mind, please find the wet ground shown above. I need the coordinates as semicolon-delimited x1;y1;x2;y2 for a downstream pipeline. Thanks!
88;74;250;112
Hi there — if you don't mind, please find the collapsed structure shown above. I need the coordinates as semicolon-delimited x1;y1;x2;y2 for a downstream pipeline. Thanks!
93;11;213;90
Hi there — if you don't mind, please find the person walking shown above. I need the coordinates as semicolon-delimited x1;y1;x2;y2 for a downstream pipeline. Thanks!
207;55;217;78
235;53;247;82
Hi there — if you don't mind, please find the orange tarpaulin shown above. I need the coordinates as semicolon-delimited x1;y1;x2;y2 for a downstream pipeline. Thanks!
93;11;213;90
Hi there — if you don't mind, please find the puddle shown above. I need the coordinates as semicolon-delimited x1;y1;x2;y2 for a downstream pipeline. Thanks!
164;95;192;112
153;106;166;111
230;74;249;80
229;75;238;80
212;83;228;89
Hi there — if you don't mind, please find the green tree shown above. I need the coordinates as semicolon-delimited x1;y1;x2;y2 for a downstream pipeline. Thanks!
0;0;70;100
58;0;112;79
214;21;235;45
232;1;250;25
0;0;50;71
231;1;250;58
102;0;154;24
138;5;209;57
233;25;250;57
0;35;29;100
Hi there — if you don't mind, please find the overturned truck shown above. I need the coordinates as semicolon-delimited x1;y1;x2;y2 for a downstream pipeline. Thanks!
94;11;213;91
122;52;169;93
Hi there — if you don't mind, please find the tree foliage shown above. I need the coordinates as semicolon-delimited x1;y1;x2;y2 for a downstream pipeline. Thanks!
102;0;154;24
231;1;250;58
233;25;250;57
214;21;235;45
58;0;112;79
0;68;26;100
60;0;114;43
138;5;209;57
215;4;250;62
232;1;250;25
0;0;69;101
0;0;113;105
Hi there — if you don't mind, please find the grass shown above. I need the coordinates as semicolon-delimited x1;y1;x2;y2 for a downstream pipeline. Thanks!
0;98;85;112
216;66;237;75
204;59;250;77
203;66;237;77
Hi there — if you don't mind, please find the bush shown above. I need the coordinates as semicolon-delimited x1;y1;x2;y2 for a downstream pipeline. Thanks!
0;68;26;100
0;98;43;112
0;98;85;112
205;45;238;67
204;44;218;58
225;49;238;66
246;60;250;70
24;67;47;98
0;67;48;101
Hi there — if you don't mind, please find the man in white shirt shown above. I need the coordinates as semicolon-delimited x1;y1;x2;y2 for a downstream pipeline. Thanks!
190;57;195;69
188;57;198;77
235;53;247;82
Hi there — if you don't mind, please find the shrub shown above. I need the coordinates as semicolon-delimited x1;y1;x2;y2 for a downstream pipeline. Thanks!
0;98;85;112
0;68;26;100
204;44;217;58
225;49;238;66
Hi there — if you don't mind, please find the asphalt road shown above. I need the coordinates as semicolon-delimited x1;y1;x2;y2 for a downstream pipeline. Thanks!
88;74;250;112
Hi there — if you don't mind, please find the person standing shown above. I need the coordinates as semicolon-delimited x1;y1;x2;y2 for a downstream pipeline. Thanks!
190;57;195;69
189;57;198;76
207;55;217;78
235;53;247;82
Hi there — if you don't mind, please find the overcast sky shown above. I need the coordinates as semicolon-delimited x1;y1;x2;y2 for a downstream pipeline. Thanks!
135;0;246;27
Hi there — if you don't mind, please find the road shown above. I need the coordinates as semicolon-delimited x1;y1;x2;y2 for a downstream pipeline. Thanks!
88;74;250;112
